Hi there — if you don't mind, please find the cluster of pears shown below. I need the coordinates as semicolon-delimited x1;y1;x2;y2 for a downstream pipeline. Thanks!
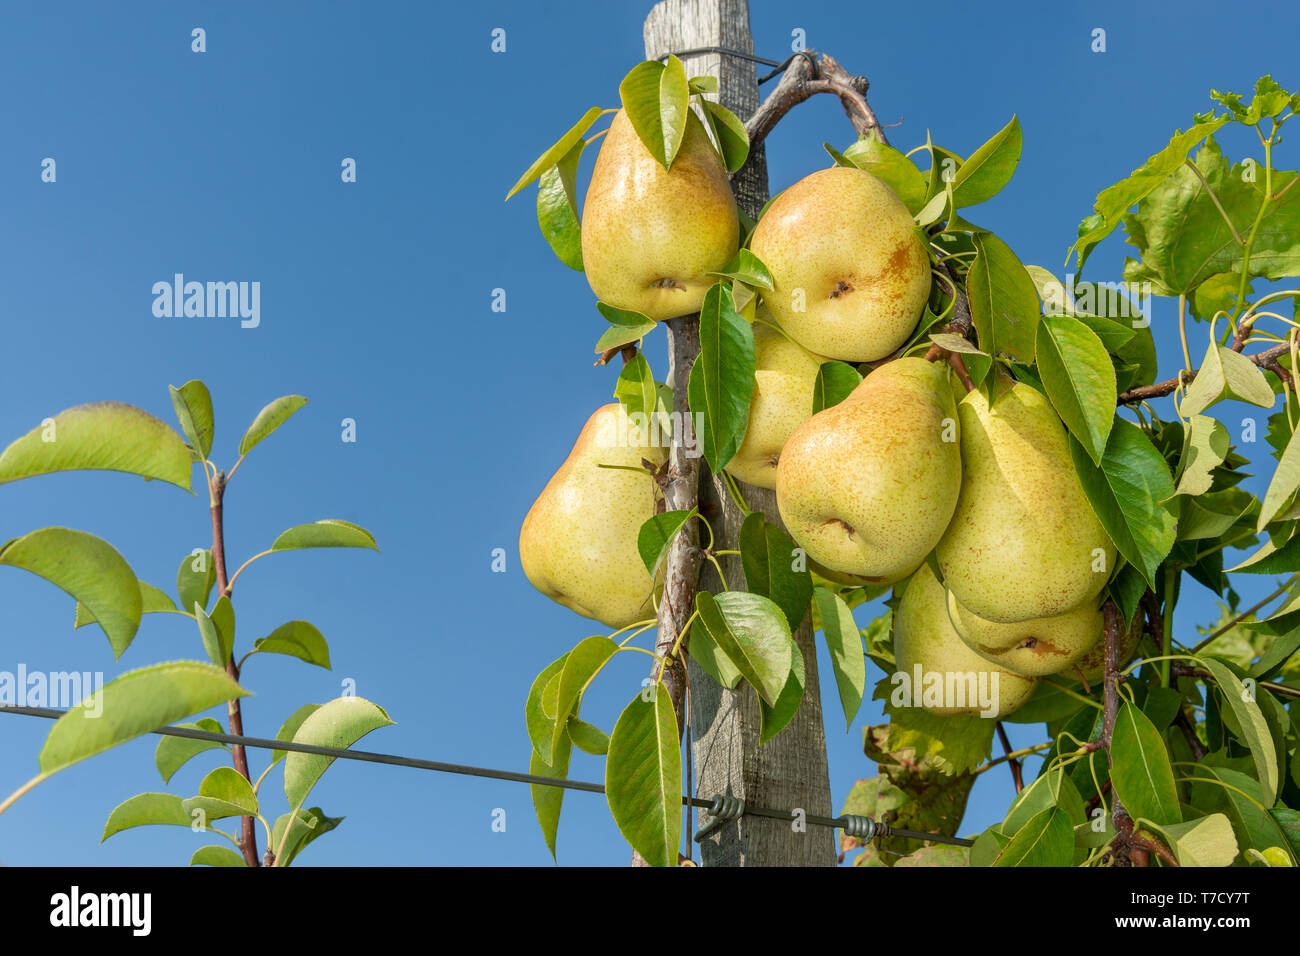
783;373;1121;718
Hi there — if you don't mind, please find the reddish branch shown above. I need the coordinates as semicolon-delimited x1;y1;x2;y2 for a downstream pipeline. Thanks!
995;723;1024;793
596;343;639;367
1118;343;1291;403
209;471;260;868
744;52;886;149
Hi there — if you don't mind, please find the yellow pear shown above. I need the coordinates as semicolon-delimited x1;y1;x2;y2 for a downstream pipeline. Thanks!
947;590;1103;677
748;166;931;361
776;357;961;584
581;110;739;321
520;403;665;628
893;564;1036;718
725;316;826;489
937;384;1116;623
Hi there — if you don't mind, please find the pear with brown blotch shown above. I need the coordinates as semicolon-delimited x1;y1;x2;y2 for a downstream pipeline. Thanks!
520;403;665;628
946;590;1103;678
581;109;739;322
724;315;827;490
893;564;1036;719
748;165;931;362
776;357;961;585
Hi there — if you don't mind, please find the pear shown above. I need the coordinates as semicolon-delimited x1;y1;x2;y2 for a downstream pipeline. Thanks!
947;590;1103;677
893;564;1036;718
520;403;665;628
776;357;961;584
748;166;931;362
725;316;826;489
937;384;1116;624
581;110;739;321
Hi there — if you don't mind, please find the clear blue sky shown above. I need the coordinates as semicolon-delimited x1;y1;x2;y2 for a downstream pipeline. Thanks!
0;0;1295;866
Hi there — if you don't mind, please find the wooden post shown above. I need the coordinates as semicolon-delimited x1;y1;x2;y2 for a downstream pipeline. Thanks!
644;0;837;867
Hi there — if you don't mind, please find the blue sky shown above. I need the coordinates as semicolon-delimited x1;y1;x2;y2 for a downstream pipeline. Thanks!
0;0;1296;866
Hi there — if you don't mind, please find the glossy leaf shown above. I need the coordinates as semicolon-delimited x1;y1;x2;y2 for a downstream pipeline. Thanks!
194;604;230;669
530;719;572;861
40;662;247;776
271;519;378;552
169;380;214;461
1154;813;1238;867
536;139;584;271
619;57;689;169
237;395;309;457
102;792;193;841
812;361;862;413
606;684;680;867
177;549;216;614
615;353;658;419
594;302;656;353
1110;702;1181;826
568;718;610;756
992;806;1074;866
191;845;246;867
1259;425;1300;531
814;587;865;730
75;580;177;630
687;283;756;472
182;766;258;821
283;697;394;809
550;636;618;760
1181;343;1276;418
506;106;604;199
739;512;813;631
966;233;1039;362
1;528;142;659
1035;315;1115;464
526;654;568;761
707;248;773;291
694;590;791;706
271;704;321;766
1174;415;1230;497
637;509;696;576
271;807;343;866
1201;657;1279;805
1069;419;1177;588
702;99;749;173
759;640;805;743
254;621;331;669
0;401;193;492
841;134;927;213
155;717;228;784
951;115;1022;207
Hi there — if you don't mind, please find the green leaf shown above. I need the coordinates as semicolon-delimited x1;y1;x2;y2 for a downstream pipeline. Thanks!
739;512;813;631
254;621;331;669
1035;316;1116;463
1152;813;1239;867
685;623;743;689
1259;424;1300;531
606;684;681;867
526;654;568;761
1181;343;1276;418
169;380;214;462
812;361;862;413
272;704;321;766
966;233;1040;362
992;806;1074;866
1173;415;1231;497
615;353;658;419
951;116;1022;208
841;134;927;213
194;604;230;668
182;766;258;821
270;807;343;866
637;509;696;577
506;106;604;200
40;661;247;776
814;588;865;730
687;75;718;94
928;333;986;355
1069;115;1228;270
568;718;611;756
76;580;177;630
191;845;246;867
237;395;309;457
530;720;572;861
155;718;227;784
0;528;142;659
271;519;378;551
1251;626;1300;680
706;248;773;291
1110;702;1181;826
283;697;394;809
759;639;805;743
550;636;618;759
1200;657;1279;805
536;139;584;271
1069;419;1177;588
619;57;689;169
694;590;792;706
595;302;657;353
102;792;193;842
1003;771;1085;834
687;283;756;472
177;549;215;614
701;99;749;173
1189;763;1292;862
0;401;193;492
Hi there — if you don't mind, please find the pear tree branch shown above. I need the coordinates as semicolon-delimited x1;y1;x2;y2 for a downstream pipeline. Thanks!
744;52;886;151
1118;343;1291;403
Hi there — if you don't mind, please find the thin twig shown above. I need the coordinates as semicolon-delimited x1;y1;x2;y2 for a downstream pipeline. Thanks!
1118;344;1290;403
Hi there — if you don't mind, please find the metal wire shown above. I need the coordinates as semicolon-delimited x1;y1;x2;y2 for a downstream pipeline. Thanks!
0;704;972;848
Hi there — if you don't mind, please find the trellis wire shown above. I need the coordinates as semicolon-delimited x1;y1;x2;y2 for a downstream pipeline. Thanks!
0;704;973;849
